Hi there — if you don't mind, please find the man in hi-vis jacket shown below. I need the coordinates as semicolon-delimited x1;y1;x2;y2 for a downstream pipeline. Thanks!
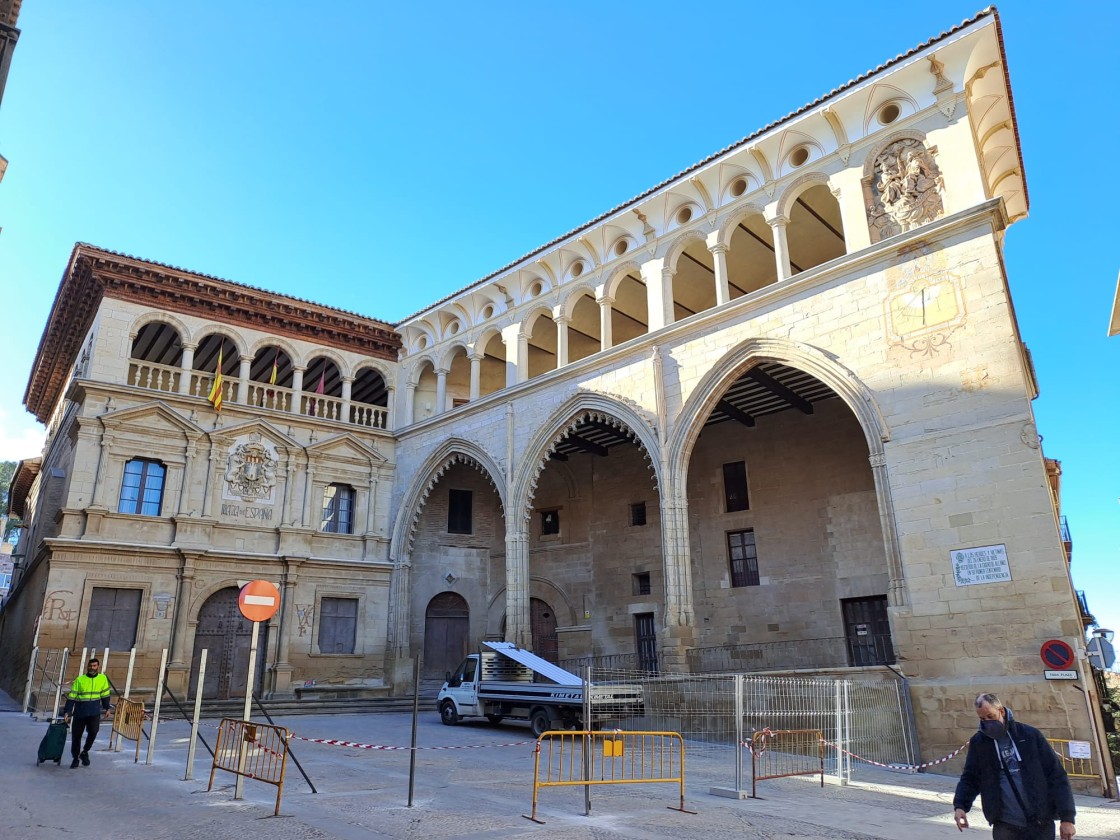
63;657;112;769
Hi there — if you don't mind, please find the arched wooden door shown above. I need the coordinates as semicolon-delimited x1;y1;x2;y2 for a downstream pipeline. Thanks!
189;587;268;700
499;598;559;662
423;592;469;677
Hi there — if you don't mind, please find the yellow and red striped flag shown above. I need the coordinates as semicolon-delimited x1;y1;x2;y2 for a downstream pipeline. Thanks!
208;347;224;412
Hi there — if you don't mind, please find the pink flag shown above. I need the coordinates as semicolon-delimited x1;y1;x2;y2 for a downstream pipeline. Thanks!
315;372;325;394
309;371;325;416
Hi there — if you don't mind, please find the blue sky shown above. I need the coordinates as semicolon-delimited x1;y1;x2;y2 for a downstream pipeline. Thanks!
1;3;1117;645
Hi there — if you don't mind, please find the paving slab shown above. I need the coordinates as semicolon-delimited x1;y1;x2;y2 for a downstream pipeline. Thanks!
3;690;1118;839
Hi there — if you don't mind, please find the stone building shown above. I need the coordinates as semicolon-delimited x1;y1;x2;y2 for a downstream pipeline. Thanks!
0;8;1105;766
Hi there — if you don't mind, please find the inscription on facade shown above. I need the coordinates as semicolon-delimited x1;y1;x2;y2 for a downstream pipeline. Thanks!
221;503;274;521
951;544;1011;586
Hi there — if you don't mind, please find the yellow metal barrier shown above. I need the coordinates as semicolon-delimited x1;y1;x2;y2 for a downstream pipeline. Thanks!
207;718;290;816
525;730;695;824
750;728;824;798
1047;738;1097;780
111;698;145;763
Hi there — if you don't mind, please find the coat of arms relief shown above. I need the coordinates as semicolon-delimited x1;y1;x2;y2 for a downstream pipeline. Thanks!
224;435;279;502
865;138;945;242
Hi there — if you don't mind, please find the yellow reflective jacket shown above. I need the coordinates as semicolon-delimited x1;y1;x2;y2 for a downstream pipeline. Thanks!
64;673;111;718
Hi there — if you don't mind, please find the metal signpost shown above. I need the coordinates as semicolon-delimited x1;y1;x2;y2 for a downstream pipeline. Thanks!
234;579;281;801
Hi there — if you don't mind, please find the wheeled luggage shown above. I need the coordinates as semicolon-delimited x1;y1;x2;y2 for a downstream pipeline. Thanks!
37;719;68;765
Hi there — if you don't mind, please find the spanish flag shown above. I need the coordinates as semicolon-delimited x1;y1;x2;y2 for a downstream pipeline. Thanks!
208;347;224;412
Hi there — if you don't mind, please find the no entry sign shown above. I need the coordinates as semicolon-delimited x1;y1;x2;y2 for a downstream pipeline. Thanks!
238;580;281;623
1039;639;1075;670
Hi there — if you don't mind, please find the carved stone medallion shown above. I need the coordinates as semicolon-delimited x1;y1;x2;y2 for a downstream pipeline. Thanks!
224;435;278;502
867;138;945;241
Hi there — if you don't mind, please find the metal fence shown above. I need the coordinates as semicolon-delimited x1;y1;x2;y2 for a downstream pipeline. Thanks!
581;665;919;791
23;647;138;718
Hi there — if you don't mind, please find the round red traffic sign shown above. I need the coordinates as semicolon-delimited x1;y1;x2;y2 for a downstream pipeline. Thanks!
1040;639;1075;670
238;579;281;623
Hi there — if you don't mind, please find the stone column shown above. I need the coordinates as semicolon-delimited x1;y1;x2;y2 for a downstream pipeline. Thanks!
403;382;416;426
366;474;378;534
341;375;354;424
504;528;531;647
597;295;614;351
708;241;731;305
271;559;301;696
178;343;196;395
169;566;195;668
177;443;196;515
90;431;113;508
641;257;673;331
383;386;395;431
658;490;698;672
290;366;305;415
237;354;252;405
434;368;448;415
202;443;222;519
468;353;482;401
869;453;907;607
302;461;316;528
768;215;792;280
500;323;524;385
553;313;569;368
283;456;298;526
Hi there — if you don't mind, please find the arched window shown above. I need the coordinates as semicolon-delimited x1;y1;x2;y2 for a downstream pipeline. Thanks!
321;483;354;534
118;459;166;516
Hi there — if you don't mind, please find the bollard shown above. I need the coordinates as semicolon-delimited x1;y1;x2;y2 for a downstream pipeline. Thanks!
185;649;207;781
145;648;169;765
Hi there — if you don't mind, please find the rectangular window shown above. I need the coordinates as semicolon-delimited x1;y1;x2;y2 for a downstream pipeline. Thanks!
629;501;647;526
321;484;354;534
318;597;358;654
119;459;165;516
540;509;560;536
727;529;760;587
632;572;651;596
723;461;749;512
447;488;473;534
85;587;142;649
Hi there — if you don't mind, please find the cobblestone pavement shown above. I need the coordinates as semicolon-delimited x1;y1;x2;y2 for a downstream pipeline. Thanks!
3;691;1118;839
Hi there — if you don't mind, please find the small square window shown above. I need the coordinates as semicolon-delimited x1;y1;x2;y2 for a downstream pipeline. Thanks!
632;572;651;596
629;502;647;527
540;509;560;536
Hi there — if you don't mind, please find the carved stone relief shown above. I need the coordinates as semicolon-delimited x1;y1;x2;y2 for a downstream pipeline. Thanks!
223;434;278;503
866;138;945;241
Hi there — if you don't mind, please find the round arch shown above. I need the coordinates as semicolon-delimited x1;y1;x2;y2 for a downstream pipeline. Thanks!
716;202;769;249
190;327;247;360
558;283;598;320
663;229;710;273
247;335;302;369
437;341;471;371
775;171;835;221
128;312;190;345
601;260;643;301
303;348;349;381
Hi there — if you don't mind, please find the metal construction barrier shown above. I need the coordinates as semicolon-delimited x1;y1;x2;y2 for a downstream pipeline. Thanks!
111;698;146;763
207;718;290;816
1047;738;1097;779
525;730;694;823
750;728;824;798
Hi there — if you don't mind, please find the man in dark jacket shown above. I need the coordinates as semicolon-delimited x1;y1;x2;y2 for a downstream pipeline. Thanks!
953;692;1076;840
63;657;112;769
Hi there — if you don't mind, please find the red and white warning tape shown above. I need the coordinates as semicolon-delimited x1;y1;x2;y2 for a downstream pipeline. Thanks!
286;733;535;752
818;738;968;773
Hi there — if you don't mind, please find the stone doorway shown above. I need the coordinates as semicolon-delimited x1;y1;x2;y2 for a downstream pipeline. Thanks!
423;592;469;677
189;587;268;700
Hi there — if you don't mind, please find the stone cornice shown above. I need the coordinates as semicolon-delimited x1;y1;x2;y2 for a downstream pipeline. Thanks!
24;244;403;423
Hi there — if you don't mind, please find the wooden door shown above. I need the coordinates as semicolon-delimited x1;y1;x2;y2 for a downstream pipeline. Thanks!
634;612;658;673
530;598;558;663
841;596;894;666
190;588;268;700
423;592;469;677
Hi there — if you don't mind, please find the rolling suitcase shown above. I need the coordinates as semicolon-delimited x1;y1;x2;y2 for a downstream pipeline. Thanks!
37;719;68;765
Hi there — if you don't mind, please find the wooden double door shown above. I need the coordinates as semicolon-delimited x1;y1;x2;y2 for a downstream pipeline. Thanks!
190;587;269;700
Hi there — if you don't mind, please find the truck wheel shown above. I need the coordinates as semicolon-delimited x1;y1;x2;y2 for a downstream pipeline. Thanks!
530;709;552;738
485;714;504;725
439;700;460;726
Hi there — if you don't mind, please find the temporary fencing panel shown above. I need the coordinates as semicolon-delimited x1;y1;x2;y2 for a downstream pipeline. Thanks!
749;729;824;797
208;718;290;816
111;698;145;763
526;730;693;823
1047;738;1097;779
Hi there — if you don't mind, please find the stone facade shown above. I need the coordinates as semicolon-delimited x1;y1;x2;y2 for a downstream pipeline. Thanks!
0;9;1105;772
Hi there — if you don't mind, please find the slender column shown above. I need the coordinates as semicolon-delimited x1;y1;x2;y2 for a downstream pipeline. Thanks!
237;355;252;404
289;366;305;415
468;353;481;401
383;386;395;430
597;296;614;351
202;443;222;519
659;494;696;626
553;314;569;368
388;558;413;658
169;567;195;667
640;257;674;331
177;443;196;515
709;242;731;305
341;375;353;424
768;215;792;280
178;344;196;395
366;474;379;534
869;453;907;606
283;457;298;526
403;382;416;425
504;529;531;647
434;368;448;414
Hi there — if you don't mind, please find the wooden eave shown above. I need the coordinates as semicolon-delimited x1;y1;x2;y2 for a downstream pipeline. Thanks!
7;457;40;518
24;244;403;423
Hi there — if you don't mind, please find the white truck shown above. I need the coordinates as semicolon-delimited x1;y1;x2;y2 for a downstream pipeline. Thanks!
436;641;644;736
